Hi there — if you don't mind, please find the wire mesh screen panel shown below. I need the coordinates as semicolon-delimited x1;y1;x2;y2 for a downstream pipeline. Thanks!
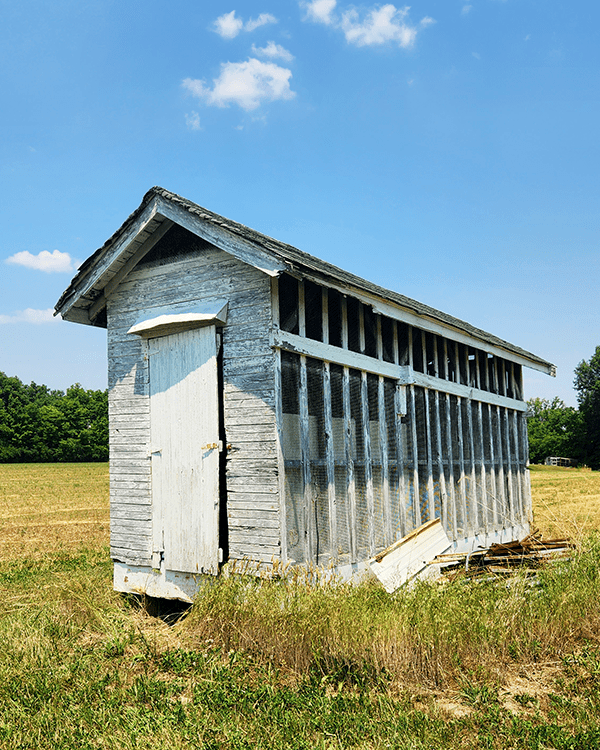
306;357;330;565
384;378;404;539
414;387;431;524
428;390;443;521
404;386;418;530
481;402;497;529
281;350;306;563
349;369;369;559
330;363;351;565
439;393;457;539
470;400;484;531
368;373;386;552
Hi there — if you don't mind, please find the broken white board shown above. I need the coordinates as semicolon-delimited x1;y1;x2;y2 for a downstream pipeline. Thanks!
369;518;451;593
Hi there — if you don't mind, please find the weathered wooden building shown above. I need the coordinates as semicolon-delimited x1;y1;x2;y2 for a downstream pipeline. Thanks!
56;187;555;601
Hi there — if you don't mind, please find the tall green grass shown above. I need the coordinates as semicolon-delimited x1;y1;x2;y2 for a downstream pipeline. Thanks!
182;536;600;689
2;542;600;748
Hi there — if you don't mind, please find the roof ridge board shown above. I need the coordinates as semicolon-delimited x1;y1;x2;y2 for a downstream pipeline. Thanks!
55;186;555;372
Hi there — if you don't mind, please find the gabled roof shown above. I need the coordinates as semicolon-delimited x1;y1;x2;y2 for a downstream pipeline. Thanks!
55;187;555;376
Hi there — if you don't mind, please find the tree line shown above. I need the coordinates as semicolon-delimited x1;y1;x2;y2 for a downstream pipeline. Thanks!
0;371;108;463
0;345;598;467
527;345;600;469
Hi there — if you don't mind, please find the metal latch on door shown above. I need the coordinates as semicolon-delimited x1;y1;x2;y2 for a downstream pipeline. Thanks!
201;441;223;452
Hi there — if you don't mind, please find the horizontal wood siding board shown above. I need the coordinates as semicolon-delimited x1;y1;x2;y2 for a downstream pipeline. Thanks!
110;548;152;565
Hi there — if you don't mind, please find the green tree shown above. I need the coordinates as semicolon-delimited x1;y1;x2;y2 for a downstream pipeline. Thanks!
526;396;584;465
574;345;600;470
0;372;108;463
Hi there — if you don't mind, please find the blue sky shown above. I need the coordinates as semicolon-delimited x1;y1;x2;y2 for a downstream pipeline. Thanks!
1;0;598;406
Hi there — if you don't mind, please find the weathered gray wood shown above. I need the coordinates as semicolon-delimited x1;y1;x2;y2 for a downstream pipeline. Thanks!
465;398;478;532
228;517;280;530
476;401;489;532
394;383;408;538
378;376;392;547
424;388;434;523
361;371;375;555
323;362;338;562
228;507;279;520
503;408;515;526
409;385;421;527
154;199;286;277
299;354;312;562
432;390;448;532
273;329;405;381
89;219;174;321
494;405;508;525
455;396;468;537
443;393;457;540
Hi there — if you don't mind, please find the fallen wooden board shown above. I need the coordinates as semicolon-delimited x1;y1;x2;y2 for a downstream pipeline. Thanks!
369;518;451;593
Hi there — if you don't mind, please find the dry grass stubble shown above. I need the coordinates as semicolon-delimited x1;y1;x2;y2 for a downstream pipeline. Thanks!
0;462;109;561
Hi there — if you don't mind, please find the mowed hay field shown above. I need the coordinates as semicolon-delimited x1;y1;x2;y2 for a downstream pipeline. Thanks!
0;462;596;562
0;463;109;561
530;464;600;540
1;463;600;749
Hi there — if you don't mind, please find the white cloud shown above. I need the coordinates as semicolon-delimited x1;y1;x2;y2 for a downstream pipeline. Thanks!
185;111;202;130
183;58;295;112
213;11;244;39
251;41;295;62
303;0;337;25
302;2;433;48
341;5;417;47
213;10;277;39
245;13;277;32
461;4;472;15
6;249;77;273
0;308;57;325
472;51;481;59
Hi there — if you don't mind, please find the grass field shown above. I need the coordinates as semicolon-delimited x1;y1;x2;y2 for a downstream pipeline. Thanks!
1;462;600;749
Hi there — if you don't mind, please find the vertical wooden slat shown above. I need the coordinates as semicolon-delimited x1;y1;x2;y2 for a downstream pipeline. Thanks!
511;409;523;522
520;413;533;524
340;296;356;562
485;404;498;528
424;388;434;522
455;396;468;537
321;288;329;345
494;405;507;526
378;376;392;546
299;355;312;562
445;393;458;540
392;320;399;366
433;390;447;528
297;283;312;561
323;362;337;563
342;366;356;563
454;341;460;384
476;401;488;533
395;383;408;537
361;372;375;555
503;407;515;526
358;302;366;354
271;277;287;564
409;385;421;527
465;398;478;532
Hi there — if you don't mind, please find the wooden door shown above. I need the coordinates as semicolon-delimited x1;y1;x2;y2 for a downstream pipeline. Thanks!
149;325;220;574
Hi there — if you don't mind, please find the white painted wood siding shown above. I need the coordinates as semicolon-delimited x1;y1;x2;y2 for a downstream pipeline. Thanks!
107;238;279;567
